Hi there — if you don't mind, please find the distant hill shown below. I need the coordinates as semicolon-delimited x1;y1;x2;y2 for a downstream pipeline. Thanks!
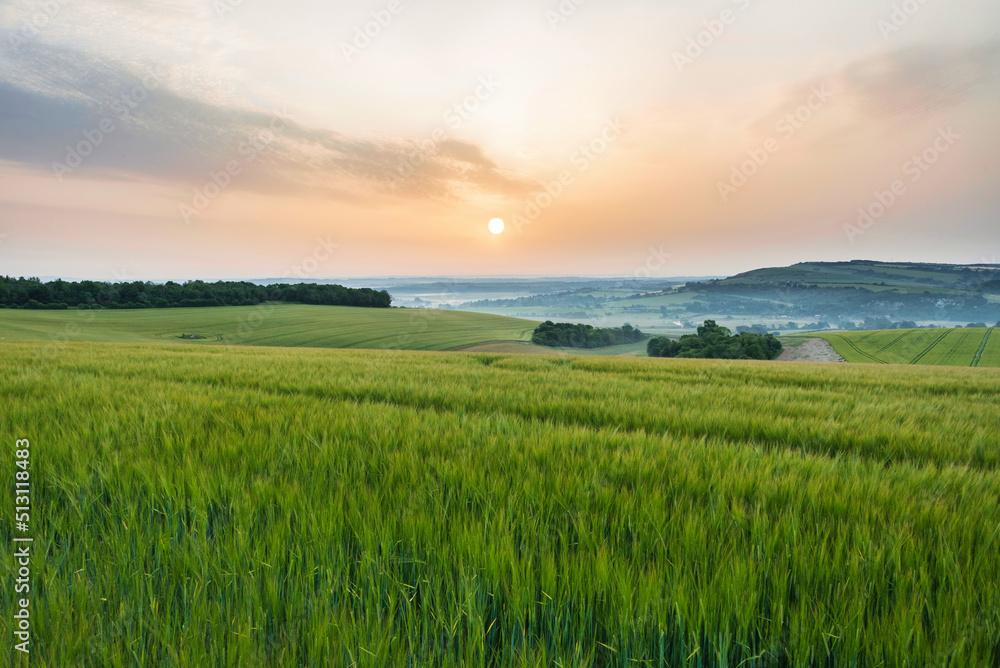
712;260;1000;292
678;260;1000;326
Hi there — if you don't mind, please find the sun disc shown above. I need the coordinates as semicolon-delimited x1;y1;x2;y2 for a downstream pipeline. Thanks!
488;218;505;235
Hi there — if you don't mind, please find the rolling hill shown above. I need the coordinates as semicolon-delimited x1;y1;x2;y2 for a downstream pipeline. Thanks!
716;260;1000;291
0;304;539;351
678;260;1000;327
440;261;1000;335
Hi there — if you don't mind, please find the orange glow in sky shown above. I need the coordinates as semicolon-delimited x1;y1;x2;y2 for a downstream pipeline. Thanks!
1;0;998;279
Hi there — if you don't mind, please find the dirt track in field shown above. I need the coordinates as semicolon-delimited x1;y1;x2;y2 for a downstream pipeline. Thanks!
778;337;847;363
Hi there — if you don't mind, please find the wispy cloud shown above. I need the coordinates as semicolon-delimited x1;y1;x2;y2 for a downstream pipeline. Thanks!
0;42;534;202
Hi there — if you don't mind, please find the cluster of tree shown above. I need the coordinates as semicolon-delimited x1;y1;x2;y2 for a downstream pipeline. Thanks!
647;320;783;360
531;321;647;349
771;321;835;330
0;277;391;310
837;318;956;331
857;317;918;330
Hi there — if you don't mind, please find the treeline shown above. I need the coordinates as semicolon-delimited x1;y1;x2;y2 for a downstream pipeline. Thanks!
647;320;782;360
839;319;999;330
0;277;391;310
531;321;647;349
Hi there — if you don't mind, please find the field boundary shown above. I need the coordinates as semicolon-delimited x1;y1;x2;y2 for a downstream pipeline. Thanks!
910;329;954;365
971;328;994;367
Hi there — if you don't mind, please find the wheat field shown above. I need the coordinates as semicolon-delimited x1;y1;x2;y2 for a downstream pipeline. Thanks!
2;341;999;666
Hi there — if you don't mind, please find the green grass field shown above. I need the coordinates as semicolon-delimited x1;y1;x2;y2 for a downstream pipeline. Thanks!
0;305;538;351
2;341;999;666
813;328;999;367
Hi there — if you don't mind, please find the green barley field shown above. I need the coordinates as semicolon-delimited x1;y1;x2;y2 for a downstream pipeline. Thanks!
0;304;538;351
814;327;999;367
2;341;1000;666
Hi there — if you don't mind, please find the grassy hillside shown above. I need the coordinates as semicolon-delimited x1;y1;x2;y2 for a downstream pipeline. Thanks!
721;260;1000;290
672;261;1000;331
3;341;999;665
0;304;538;351
813;327;999;367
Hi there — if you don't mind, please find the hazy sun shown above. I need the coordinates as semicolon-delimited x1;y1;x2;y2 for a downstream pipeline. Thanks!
489;218;505;235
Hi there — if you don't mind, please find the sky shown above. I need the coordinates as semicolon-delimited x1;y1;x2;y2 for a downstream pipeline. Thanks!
1;0;998;280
